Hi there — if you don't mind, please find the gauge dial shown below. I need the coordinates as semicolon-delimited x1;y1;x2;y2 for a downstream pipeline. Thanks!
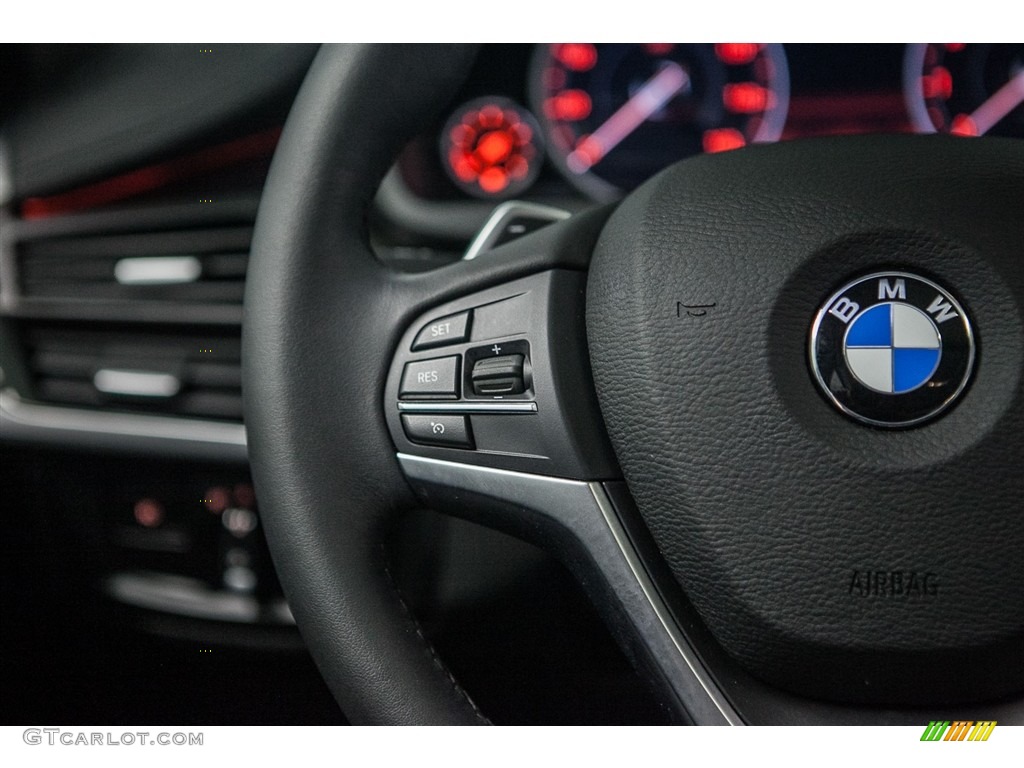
530;43;790;199
440;96;543;199
905;44;1024;137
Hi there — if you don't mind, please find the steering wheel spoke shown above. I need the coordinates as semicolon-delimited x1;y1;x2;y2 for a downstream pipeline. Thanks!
397;455;740;724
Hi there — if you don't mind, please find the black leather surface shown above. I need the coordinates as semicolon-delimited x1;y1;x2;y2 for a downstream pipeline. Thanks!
243;45;488;725
586;135;1024;704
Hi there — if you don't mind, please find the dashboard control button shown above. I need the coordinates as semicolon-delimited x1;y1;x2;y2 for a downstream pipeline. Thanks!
472;354;525;395
401;414;473;448
412;311;471;351
400;357;460;399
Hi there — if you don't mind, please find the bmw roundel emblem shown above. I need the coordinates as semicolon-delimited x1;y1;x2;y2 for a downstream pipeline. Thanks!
809;272;975;427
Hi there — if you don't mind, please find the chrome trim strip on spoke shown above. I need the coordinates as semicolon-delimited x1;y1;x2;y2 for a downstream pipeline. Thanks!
476;448;548;460
397;401;538;414
0;388;247;456
588;483;740;724
396;452;741;725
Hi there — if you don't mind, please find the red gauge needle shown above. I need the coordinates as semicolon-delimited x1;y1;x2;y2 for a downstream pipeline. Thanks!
567;62;690;174
951;70;1024;136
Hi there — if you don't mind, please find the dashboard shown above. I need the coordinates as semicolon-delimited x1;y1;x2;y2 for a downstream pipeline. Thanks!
395;43;1024;207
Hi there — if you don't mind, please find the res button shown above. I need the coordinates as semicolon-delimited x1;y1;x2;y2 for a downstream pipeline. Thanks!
412;311;471;351
400;356;460;399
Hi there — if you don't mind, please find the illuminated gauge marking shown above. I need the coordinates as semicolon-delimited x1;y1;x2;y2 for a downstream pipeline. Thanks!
441;96;543;199
530;43;790;199
905;43;1024;138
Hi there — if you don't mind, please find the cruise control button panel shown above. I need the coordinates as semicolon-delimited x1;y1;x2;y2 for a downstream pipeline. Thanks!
401;414;473;448
400;356;460;399
384;270;618;479
412;311;471;351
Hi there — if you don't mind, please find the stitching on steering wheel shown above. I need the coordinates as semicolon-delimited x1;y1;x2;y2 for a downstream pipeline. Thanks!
380;545;491;724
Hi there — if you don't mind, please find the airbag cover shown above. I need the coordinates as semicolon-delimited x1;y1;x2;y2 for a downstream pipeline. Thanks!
586;136;1024;704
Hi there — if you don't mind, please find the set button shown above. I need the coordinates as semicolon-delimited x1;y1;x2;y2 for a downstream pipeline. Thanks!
412;311;471;351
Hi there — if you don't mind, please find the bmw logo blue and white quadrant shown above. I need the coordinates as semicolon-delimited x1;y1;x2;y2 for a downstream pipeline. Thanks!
844;302;940;394
810;272;975;427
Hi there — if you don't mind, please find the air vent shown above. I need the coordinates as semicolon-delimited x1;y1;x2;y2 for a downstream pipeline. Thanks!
22;324;243;421
18;227;250;306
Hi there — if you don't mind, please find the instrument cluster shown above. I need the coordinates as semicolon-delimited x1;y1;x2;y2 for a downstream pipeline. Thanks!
401;43;1024;203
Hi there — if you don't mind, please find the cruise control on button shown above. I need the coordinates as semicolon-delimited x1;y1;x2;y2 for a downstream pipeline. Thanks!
412;311;471;351
401;414;473;448
400;356;460;399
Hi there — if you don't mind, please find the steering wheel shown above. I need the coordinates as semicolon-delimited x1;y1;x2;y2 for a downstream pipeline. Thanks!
243;45;1024;724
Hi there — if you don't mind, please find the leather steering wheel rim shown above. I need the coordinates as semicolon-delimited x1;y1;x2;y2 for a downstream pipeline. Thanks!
244;44;488;725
